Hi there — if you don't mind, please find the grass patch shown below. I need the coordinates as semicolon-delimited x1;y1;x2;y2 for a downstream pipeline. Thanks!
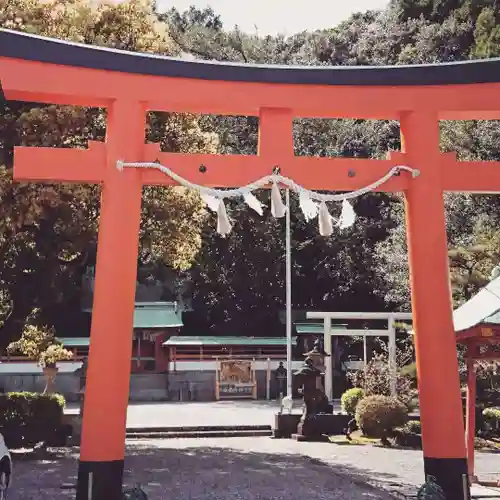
328;431;380;446
329;431;500;453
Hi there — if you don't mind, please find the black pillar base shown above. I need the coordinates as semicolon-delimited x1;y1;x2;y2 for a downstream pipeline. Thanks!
76;459;124;500
424;456;469;500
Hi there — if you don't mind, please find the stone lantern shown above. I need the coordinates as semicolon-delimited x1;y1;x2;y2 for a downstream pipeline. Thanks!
294;338;333;439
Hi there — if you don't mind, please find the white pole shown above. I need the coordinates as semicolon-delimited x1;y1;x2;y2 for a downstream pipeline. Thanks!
388;315;397;397
137;334;141;368
323;317;333;401
285;189;293;398
363;335;368;394
363;336;368;368
266;358;271;400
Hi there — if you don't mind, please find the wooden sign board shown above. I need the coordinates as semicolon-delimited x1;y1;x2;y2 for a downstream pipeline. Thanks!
216;359;257;400
481;327;494;337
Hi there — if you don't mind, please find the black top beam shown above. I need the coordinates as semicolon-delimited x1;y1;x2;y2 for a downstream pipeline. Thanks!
2;28;500;86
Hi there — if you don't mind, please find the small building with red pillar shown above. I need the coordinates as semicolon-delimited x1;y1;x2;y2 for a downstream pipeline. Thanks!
61;301;183;374
453;276;500;483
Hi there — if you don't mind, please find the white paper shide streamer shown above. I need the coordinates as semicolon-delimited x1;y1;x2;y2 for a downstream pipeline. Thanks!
299;191;318;221
200;193;232;236
243;192;264;215
270;182;287;218
216;200;232;236
338;199;356;229
318;202;334;237
200;193;220;213
117;161;418;236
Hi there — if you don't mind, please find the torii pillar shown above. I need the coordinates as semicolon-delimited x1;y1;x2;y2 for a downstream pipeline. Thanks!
402;112;467;497
75;101;145;499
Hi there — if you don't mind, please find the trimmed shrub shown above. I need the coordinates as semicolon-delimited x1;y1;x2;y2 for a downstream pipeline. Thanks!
399;362;417;380
405;420;421;434
0;392;66;448
355;395;408;438
392;427;422;449
483;407;500;421
483;407;500;436
392;419;422;448
341;388;365;415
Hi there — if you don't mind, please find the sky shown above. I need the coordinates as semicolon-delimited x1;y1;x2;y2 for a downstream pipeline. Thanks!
159;0;390;36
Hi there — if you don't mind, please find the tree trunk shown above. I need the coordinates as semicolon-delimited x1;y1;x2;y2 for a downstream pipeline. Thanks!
43;366;58;394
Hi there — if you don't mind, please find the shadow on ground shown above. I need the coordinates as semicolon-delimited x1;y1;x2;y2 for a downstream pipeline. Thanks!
10;444;409;499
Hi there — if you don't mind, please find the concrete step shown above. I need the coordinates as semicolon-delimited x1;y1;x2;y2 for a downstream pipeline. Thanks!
471;484;500;498
125;424;273;439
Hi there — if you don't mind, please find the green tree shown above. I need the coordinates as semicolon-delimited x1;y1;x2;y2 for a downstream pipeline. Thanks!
6;309;73;368
471;7;500;58
448;230;500;301
374;195;500;309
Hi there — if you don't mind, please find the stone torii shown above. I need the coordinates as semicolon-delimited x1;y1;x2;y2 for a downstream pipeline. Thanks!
306;311;414;400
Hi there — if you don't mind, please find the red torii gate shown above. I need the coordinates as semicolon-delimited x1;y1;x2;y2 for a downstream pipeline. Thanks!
2;27;500;500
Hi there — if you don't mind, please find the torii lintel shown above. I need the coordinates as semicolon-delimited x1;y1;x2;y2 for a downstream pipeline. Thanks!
12;144;500;194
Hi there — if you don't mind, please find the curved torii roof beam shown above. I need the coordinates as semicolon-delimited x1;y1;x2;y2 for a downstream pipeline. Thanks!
2;28;500;121
2;28;500;86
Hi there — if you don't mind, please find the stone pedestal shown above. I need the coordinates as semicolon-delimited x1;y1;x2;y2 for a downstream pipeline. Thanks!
295;416;326;441
273;413;301;438
292;413;351;441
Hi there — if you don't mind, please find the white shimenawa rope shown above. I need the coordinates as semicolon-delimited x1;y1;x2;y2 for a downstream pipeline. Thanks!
116;160;419;236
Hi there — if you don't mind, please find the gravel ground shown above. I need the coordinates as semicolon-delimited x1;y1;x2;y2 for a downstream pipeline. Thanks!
8;437;500;499
9;438;397;500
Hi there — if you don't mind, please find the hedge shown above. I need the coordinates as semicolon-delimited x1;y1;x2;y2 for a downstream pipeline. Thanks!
0;392;66;448
483;407;500;422
341;388;365;415
405;420;421;434
355;395;408;438
483;407;500;437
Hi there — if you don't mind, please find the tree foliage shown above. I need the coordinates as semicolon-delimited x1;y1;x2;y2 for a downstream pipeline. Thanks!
6;310;73;367
348;336;416;407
